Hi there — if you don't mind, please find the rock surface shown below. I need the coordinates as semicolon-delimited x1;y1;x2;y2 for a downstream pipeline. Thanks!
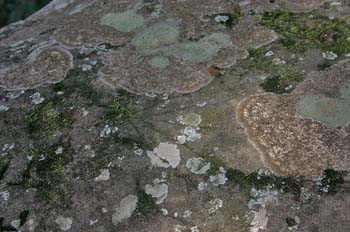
1;0;350;231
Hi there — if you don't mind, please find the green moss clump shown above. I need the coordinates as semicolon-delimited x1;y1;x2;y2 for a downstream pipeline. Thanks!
19;210;29;227
319;169;346;194
260;10;350;54
133;189;158;218
24;144;72;208
226;168;303;197
260;68;304;94
104;100;134;125
25;102;69;138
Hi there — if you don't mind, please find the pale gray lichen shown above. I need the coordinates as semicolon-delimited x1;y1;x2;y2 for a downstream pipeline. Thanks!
185;157;211;175
148;56;170;69
101;10;145;33
145;179;168;204
55;216;73;231
112;195;138;225
132;21;180;55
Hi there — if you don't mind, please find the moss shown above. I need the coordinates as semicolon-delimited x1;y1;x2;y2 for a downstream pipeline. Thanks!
319;169;347;194
209;11;242;27
260;10;350;54
104;100;134;126
133;189;158;218
25;102;70;138
260;68;304;94
24;143;72;208
198;152;227;177
226;168;303;197
19;210;29;227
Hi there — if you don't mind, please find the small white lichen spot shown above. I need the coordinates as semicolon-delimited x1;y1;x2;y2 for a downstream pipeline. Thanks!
272;58;286;65
1;190;10;201
89;219;98;226
196;101;207;107
0;105;9;112
265;51;274;57
161;208;169;216
322;51;338;60
190;226;200;232
55;146;63;155
214;15;230;23
174;224;186;232
30;92;44;105
95;169;110;182
55;216;73;231
197;182;207;192
208;198;223;214
186;157;211;175
183;127;201;142
183;210;192;218
11;220;20;229
177;135;187;145
250;208;268;232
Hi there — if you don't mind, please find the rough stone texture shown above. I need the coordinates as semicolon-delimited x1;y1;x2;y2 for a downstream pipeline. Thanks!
237;60;350;177
1;0;350;232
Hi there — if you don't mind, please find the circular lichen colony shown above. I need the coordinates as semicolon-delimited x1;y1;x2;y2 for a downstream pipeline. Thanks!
100;10;145;32
295;93;350;129
148;56;170;69
131;21;180;55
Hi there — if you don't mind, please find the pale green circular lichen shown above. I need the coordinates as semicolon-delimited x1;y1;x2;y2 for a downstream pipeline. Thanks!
131;22;180;55
148;56;170;69
295;88;350;128
183;113;202;127
163;32;233;63
100;10;145;32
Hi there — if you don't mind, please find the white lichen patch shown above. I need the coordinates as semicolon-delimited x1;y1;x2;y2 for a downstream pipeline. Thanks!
250;208;268;232
100;125;118;137
208;198;223;214
55;146;63;155
94;169;110;182
181;113;202;127
183;126;201;143
185;157;211;175
248;187;279;209
55;216;73;231
145;179;168;204
0;105;9;112
197;182;207;192
209;167;228;186
101;10;145;33
30;92;44;104
112;195;138;225
214;15;230;23
147;143;181;168
322;51;338;60
0;190;10;201
1;143;15;156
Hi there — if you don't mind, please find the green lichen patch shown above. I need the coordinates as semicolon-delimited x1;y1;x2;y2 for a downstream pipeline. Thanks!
132;21;180;55
148;56;170;68
24;102;71;138
260;10;350;55
100;10;145;32
133;188;159;218
260;69;304;94
319;169;347;194
24;143;73;208
104;100;135;126
226;169;303;197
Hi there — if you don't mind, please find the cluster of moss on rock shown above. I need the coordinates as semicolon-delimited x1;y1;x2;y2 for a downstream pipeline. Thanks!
260;10;350;55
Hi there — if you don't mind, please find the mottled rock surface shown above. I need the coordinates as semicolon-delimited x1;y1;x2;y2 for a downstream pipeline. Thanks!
1;0;350;232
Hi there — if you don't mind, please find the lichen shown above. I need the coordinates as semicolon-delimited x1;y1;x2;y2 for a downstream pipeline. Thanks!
148;56;170;69
100;10;145;32
132;21;180;55
296;94;350;128
260;10;350;54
